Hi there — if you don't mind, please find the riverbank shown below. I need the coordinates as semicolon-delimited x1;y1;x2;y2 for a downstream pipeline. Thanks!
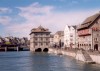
48;48;100;64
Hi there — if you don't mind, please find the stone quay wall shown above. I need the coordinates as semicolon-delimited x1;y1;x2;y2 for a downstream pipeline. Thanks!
88;51;100;64
48;48;100;64
48;48;77;57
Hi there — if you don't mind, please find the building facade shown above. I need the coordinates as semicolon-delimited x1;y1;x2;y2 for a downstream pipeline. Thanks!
64;25;77;48
53;31;64;48
30;26;51;52
77;12;100;51
20;37;28;46
50;34;54;47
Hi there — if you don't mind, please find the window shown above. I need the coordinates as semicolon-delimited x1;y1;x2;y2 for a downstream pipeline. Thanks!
35;34;38;36
46;33;49;36
70;35;73;37
94;38;98;41
35;43;37;46
70;39;73;41
89;44;91;46
97;34;99;37
41;38;43;41
78;44;79;47
41;43;43;45
96;38;98;41
35;38;37;41
46;43;48;45
41;33;43;36
46;38;48;41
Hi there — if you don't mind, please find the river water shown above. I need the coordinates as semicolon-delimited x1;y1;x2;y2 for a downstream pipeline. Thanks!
0;51;100;71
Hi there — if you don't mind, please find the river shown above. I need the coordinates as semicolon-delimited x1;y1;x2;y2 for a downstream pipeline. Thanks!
0;51;100;71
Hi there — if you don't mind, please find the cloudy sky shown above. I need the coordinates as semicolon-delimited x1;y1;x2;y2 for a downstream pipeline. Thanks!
0;0;100;38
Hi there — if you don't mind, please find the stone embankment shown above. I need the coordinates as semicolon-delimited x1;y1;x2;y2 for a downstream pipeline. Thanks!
48;48;77;57
48;48;100;64
88;51;100;64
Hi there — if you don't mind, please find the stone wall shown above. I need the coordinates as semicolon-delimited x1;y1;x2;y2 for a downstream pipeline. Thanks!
48;48;76;57
90;54;100;63
48;48;100;64
75;50;85;62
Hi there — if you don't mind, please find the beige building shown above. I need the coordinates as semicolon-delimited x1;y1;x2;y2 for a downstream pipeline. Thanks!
30;26;51;52
50;34;54;47
77;12;100;51
53;31;64;48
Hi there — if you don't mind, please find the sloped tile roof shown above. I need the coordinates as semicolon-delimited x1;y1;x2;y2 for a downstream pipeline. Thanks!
30;25;50;34
77;13;100;30
55;31;64;36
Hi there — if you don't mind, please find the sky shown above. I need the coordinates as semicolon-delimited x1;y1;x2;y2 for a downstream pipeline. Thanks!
0;0;100;38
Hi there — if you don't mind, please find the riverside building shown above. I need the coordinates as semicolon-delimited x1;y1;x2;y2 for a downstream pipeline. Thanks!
53;31;64;48
64;25;77;48
30;26;51;52
50;34;54;47
77;12;100;51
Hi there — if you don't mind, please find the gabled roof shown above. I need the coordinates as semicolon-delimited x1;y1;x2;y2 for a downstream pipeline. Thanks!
72;26;77;29
50;34;54;38
77;12;100;30
30;25;51;34
67;25;76;29
55;31;64;36
68;26;71;28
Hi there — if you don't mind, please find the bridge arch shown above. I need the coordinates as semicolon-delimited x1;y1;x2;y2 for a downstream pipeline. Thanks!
35;48;42;52
43;48;49;52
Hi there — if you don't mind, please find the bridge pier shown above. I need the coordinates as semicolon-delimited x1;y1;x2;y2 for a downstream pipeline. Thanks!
5;47;7;52
16;47;19;51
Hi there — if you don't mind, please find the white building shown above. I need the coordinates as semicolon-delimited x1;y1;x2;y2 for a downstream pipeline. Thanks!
64;25;77;48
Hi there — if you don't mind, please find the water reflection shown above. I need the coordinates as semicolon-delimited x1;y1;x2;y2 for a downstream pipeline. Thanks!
0;52;100;71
